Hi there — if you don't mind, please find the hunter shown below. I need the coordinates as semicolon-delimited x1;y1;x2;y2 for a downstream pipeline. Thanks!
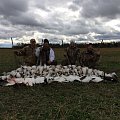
14;39;38;66
61;40;80;65
80;43;100;68
37;39;57;66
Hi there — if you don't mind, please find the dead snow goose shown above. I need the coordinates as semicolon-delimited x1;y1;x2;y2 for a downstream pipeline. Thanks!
82;67;88;76
54;75;66;82
72;65;76;69
1;76;7;80
66;75;80;82
32;65;36;70
16;67;22;72
10;70;17;77
15;72;21;78
56;65;62;69
14;78;24;84
91;75;103;82
80;75;92;83
104;72;118;82
6;77;16;86
74;68;79;76
26;66;32;71
23;78;33;86
87;68;93;76
34;77;45;84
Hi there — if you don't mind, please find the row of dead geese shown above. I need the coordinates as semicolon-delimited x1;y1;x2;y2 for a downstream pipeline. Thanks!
0;65;118;86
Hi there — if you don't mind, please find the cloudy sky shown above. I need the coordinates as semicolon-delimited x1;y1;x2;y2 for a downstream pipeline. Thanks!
0;0;120;47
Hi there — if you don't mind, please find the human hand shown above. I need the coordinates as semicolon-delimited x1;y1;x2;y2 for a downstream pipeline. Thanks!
47;60;51;64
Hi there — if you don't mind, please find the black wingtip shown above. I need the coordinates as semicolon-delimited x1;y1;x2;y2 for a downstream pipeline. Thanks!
44;78;48;85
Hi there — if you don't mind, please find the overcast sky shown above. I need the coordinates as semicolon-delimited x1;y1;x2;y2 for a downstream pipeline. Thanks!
0;0;120;47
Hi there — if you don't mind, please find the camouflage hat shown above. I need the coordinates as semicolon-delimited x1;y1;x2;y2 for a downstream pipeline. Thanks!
70;40;75;44
30;39;36;43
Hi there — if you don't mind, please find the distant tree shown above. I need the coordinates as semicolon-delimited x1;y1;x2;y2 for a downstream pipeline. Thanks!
13;43;25;49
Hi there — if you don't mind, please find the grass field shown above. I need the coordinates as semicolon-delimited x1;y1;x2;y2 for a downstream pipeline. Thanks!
0;48;120;120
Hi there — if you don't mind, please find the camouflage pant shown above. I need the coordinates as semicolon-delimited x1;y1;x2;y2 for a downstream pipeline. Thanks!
24;56;37;66
80;54;100;68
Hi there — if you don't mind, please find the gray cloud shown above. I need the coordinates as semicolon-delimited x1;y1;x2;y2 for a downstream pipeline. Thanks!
73;0;120;19
68;4;79;11
0;0;29;17
95;33;120;40
7;13;42;26
0;0;120;45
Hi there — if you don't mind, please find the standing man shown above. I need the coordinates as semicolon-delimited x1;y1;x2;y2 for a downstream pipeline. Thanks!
61;40;80;65
80;43;100;68
14;39;38;66
38;39;57;66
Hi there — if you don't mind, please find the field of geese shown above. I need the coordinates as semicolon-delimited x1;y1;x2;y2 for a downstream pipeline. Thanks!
0;65;118;86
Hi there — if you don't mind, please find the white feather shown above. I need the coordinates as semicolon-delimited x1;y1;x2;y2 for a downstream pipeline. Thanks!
91;75;103;82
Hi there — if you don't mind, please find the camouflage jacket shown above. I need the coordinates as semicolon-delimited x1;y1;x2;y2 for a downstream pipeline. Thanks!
17;45;37;66
81;49;100;63
64;46;80;64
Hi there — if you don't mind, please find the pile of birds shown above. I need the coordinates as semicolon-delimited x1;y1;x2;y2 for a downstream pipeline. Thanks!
0;65;118;86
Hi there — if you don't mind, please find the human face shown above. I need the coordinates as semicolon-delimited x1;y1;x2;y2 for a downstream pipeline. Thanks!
87;45;93;51
43;42;49;48
70;42;75;48
30;39;36;47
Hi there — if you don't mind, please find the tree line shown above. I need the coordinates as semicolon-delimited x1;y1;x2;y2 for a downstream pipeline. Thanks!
13;41;120;49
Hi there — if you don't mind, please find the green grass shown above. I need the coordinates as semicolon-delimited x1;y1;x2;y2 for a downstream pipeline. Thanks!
0;48;120;120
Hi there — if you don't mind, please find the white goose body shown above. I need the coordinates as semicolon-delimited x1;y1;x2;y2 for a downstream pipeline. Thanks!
0;65;118;86
54;75;66;83
65;75;80;82
34;77;45;84
80;76;92;83
91;75;103;82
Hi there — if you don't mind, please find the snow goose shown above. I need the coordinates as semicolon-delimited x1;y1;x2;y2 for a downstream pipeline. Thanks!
32;65;36;70
10;70;17;77
63;66;68;69
72;65;76;69
54;75;66;83
1;76;7;80
78;68;83;76
16;67;22;72
80;75;92;82
34;77;45;84
37;66;43;75
104;72;118;82
87;68;93;76
74;68;79;76
82;67;88;76
96;70;104;77
26;66;32;71
47;77;54;84
66;75;80;82
15;72;21;78
14;78;24;84
91;75;103;82
6;77;16;86
55;68;59;73
56;65;62;69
